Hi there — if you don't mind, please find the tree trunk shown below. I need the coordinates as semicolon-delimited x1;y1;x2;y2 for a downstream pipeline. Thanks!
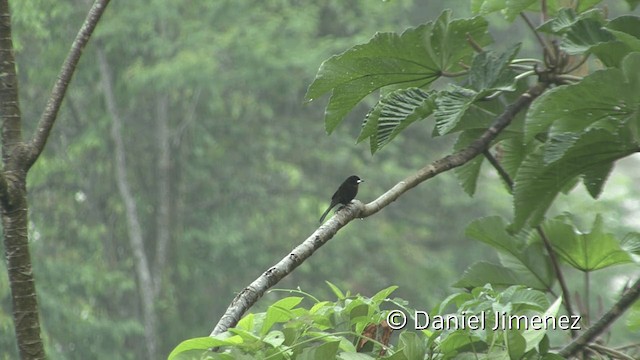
1;1;46;357
2;172;45;359
154;95;171;298
97;48;159;360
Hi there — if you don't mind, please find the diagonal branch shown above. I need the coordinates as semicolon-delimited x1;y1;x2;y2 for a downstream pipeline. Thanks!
559;277;640;358
211;82;548;336
26;0;111;170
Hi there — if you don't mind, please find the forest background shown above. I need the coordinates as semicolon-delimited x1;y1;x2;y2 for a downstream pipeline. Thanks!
1;0;640;359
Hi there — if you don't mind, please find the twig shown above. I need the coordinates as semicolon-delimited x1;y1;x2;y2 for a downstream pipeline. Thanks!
520;13;555;65
588;343;636;360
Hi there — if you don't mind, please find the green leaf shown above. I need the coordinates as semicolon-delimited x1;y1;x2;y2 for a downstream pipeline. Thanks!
474;0;540;22
383;351;409;360
513;129;636;230
465;216;523;254
608;16;640;38
622;52;640;91
326;281;345;300
338;353;377;360
503;0;537;22
537;8;606;35
454;155;484;196
606;16;640;54
434;86;478;135
428;11;492;71
521;297;561;351
228;327;261;343
471;0;506;15
263;331;285;347
261;297;304;335
168;336;242;360
621;232;640;263
449;99;520;196
498;135;531;182
538;334;550;354
543;133;580;164
468;44;520;92
360;88;435;154
438;330;484;354
399;331;426;360
561;18;615;54
537;8;579;34
627;299;640;331
542;354;569;360
506;288;549;311
582;162;613;198
626;0;640;10
505;330;526;360
434;46;520;137
589;18;640;67
371;285;399;303
306;10;490;133
590;41;634;67
312;341;340;359
464;217;555;289
540;215;633;271
524;68;637;143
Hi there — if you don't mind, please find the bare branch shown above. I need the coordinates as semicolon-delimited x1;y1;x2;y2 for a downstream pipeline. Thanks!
211;82;549;336
26;0;111;169
520;13;555;65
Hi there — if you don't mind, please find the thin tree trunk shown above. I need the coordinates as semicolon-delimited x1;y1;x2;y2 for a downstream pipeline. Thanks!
0;1;45;358
1;1;108;358
97;48;159;360
154;95;171;298
1;175;43;360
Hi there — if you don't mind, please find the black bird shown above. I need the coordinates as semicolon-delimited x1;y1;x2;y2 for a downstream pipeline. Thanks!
319;175;364;223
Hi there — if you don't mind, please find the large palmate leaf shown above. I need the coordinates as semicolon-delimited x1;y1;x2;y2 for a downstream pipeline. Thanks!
306;10;490;133
524;66;638;143
561;17;615;54
514;54;640;230
540;215;633;271
573;15;640;65
513;129;637;230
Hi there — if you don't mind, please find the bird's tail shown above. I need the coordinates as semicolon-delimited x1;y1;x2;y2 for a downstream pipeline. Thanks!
319;206;333;223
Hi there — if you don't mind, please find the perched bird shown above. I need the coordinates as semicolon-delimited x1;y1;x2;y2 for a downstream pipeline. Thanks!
319;175;364;223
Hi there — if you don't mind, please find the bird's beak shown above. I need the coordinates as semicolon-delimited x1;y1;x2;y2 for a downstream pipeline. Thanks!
358;179;364;183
